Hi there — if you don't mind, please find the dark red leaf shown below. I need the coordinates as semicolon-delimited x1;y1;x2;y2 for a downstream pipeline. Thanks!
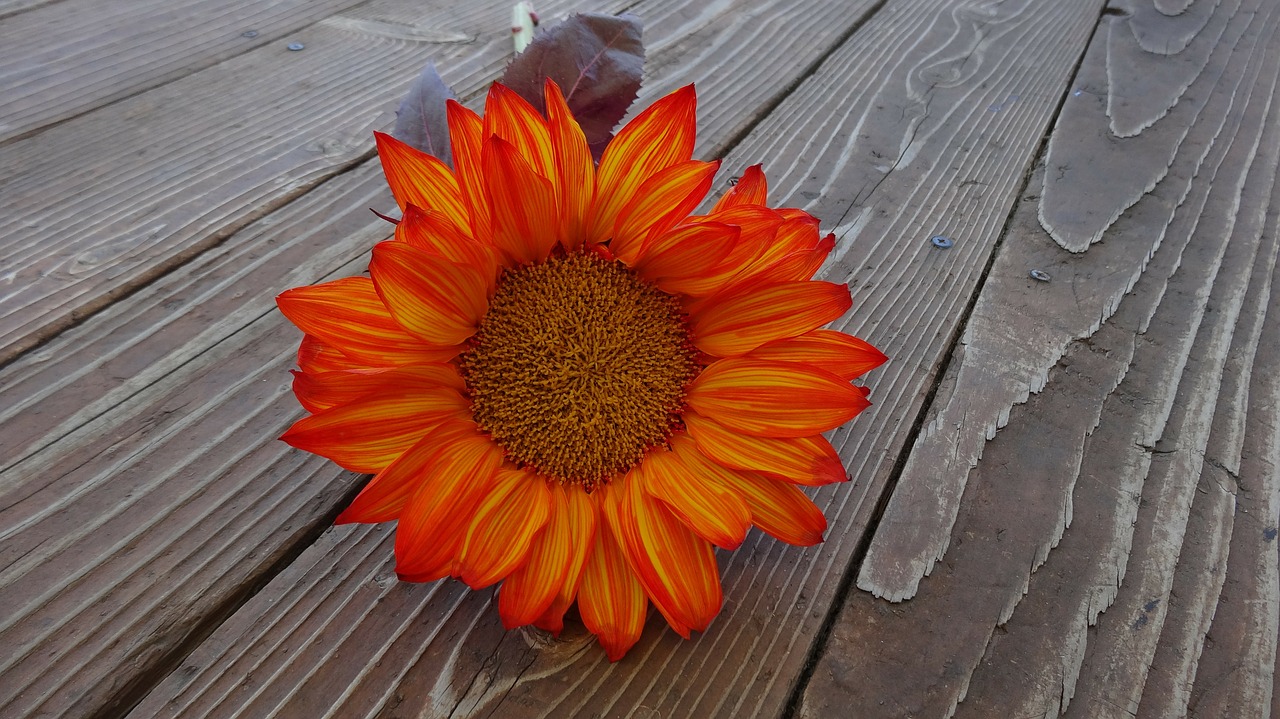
500;13;644;160
393;62;456;165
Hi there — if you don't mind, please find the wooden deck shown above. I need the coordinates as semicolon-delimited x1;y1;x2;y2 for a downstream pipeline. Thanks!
1;0;1276;716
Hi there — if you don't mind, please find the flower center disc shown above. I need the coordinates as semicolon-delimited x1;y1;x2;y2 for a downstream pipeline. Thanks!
460;252;699;488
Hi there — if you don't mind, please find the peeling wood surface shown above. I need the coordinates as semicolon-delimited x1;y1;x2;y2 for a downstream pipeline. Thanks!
2;0;1277;717
805;0;1280;716
859;0;1273;602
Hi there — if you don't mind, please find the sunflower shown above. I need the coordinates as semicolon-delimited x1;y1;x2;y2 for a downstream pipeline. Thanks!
276;80;886;660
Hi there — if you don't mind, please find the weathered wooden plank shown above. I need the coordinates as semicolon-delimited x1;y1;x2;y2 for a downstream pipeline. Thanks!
1185;250;1280;718
1138;157;1280;719
125;0;1104;716
798;0;1280;710
0;0;891;716
0;0;610;368
0;0;365;144
1107;0;1235;137
0;0;53;21
858;0;1269;602
795;299;1136;719
946;15;1280;716
1063;70;1278;718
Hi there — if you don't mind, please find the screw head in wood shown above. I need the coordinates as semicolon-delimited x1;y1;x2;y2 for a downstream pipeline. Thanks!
287;42;305;51
241;30;258;38
930;235;953;249
1029;269;1051;282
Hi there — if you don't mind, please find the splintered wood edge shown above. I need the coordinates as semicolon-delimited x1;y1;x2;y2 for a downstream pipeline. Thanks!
858;0;1273;601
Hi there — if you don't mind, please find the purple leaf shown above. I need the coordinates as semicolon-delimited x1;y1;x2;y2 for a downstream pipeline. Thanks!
393;62;456;165
500;13;644;160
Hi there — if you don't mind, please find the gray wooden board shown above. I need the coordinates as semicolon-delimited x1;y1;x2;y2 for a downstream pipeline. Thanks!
0;0;366;144
124;0;1106;716
858;0;1272;602
0;0;893;715
0;0;624;368
945;13;1280;716
1186;233;1280;716
800;0;1280;712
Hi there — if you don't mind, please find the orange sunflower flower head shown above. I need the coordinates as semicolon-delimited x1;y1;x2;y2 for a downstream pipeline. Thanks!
276;79;886;661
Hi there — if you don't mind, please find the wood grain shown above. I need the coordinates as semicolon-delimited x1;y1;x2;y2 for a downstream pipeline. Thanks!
0;0;365;145
0;0;616;369
1185;245;1280;716
857;0;1269;602
0;0;889;715
123;0;1105;716
942;9;1280;715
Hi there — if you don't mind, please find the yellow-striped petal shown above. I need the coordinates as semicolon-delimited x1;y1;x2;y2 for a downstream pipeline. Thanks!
369;240;489;346
545;79;595;249
642;434;752;549
393;418;506;581
291;363;465;414
718;470;827;546
502;483;597;631
281;388;468;473
446;100;492;241
374;131;471;232
610;160;719;264
587;85;697;245
746;329;888;381
687;358;871;438
483;135;560;264
578;501;648;661
684;410;847;486
277;277;458;366
458;468;552;588
605;470;722;638
690;280;852;357
334;410;477;523
711;163;767;211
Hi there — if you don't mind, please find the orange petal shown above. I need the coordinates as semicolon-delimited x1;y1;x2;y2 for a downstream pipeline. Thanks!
392;418;506;580
676;206;785;297
533;488;600;634
545;78;595;250
686;358;871;438
748;233;835;284
577;502;648;661
711;164;767;211
282;386;468;473
588;85;697;245
502;483;598;630
277;277;459;366
395;204;499;279
484;83;557;183
605;471;723;638
631;222;739;294
747;329;887;381
334;412;468;523
457;468;552;588
691;280;852;357
684;410;846;486
291;363;465;414
717;470;827;546
610;160;720;264
374;131;470;232
483;135;560;264
642;434;752;549
369;240;489;346
297;334;363;374
447;100;492;241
